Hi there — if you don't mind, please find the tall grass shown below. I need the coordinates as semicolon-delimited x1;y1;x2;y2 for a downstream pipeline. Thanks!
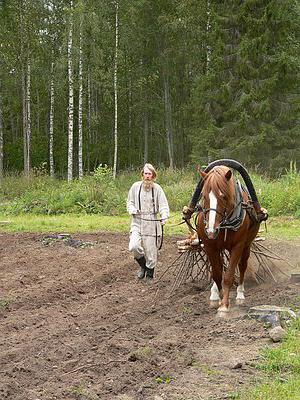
0;166;299;217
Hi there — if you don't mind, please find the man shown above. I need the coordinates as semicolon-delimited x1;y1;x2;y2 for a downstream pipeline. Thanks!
127;163;170;281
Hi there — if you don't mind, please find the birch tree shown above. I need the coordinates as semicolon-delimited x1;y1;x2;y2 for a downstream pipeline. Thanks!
49;58;55;177
78;9;83;179
112;0;119;179
0;82;3;179
19;0;31;176
67;1;74;181
162;61;174;169
25;59;31;174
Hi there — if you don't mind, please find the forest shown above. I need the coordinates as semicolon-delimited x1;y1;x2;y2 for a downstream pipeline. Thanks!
0;0;299;180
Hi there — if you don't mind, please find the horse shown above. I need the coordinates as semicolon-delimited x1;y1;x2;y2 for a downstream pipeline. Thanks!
195;165;261;315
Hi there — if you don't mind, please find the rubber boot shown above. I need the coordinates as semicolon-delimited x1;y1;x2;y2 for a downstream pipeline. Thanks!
135;256;147;279
145;267;154;281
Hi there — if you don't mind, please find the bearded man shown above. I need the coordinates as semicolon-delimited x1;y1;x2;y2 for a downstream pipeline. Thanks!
127;163;170;281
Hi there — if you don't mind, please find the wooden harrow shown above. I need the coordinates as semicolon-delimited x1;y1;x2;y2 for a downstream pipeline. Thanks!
159;233;291;296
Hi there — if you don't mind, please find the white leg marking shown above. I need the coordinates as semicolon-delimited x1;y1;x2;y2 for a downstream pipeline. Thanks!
210;282;221;301
207;191;217;235
236;283;245;301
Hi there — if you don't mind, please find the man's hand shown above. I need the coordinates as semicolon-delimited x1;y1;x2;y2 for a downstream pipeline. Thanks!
161;219;166;225
182;205;194;220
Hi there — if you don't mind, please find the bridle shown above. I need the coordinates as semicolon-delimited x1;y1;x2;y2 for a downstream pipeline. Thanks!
199;202;236;238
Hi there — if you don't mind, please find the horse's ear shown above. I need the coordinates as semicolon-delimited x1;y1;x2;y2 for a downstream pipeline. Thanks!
196;164;207;178
200;170;207;179
225;170;232;180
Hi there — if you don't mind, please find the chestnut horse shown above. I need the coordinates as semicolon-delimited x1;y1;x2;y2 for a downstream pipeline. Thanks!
196;166;260;315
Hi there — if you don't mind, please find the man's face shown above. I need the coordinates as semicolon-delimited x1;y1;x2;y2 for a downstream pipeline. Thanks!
143;167;153;181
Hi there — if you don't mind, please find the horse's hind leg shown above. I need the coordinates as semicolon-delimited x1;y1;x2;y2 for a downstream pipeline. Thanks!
236;246;251;305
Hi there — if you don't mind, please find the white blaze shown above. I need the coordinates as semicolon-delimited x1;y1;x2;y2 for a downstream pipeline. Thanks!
207;191;217;233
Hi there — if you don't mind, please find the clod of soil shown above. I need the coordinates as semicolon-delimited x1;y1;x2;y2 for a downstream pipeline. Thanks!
0;232;299;400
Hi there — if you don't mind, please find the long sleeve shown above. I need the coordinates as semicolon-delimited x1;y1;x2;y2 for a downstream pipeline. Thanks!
126;182;139;215
157;186;170;220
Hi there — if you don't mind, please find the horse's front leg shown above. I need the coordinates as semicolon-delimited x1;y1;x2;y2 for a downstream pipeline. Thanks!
218;246;243;314
206;249;223;308
236;245;251;305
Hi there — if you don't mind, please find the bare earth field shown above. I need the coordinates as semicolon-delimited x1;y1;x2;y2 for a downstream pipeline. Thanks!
0;232;299;400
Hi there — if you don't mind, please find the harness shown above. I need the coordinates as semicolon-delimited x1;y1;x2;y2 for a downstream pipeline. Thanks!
137;183;163;250
197;181;252;236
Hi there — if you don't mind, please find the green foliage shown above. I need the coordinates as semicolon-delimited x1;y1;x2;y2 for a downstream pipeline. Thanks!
252;169;300;217
155;374;174;384
237;318;300;400
259;318;300;374
0;298;10;310
0;168;299;217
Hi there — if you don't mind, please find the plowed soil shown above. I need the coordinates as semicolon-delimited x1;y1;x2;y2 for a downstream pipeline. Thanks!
0;232;299;400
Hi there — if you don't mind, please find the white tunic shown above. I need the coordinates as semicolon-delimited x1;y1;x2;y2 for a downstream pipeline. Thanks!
127;181;170;237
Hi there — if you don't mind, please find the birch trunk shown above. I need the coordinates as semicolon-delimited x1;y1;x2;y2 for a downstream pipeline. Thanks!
113;1;119;179
128;69;132;166
78;15;83;179
163;64;174;169
26;59;31;174
206;0;211;73
87;71;91;173
0;83;3;179
143;110;148;164
67;2;74;181
49;59;55;177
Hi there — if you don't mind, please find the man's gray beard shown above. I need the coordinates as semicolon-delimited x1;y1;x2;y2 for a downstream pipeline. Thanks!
143;180;154;191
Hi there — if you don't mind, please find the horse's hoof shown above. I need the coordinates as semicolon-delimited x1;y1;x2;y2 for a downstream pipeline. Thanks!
209;300;220;308
236;299;245;306
216;306;229;317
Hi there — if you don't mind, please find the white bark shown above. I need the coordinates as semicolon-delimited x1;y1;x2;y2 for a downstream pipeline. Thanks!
78;15;83;179
113;1;119;179
27;60;31;172
143;111;148;164
67;2;74;181
0;84;3;179
128;69;132;166
163;66;174;169
87;71;91;172
206;0;211;73
22;67;28;174
49;59;55;177
20;3;28;176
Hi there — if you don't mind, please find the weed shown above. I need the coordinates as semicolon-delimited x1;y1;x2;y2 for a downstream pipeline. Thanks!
0;298;10;309
129;346;153;361
155;374;174;384
191;361;220;376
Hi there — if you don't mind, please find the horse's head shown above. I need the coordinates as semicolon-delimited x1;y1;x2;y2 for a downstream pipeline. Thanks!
199;166;235;240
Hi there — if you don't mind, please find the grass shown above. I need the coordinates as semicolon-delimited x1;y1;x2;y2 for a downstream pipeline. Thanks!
0;213;299;240
0;166;299;218
234;318;300;400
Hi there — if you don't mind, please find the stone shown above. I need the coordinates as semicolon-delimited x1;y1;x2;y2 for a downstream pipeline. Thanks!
247;305;297;327
269;326;286;342
232;361;243;369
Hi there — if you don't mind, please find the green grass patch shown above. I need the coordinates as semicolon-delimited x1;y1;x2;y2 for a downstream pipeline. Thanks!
0;213;131;234
235;318;300;400
0;213;298;240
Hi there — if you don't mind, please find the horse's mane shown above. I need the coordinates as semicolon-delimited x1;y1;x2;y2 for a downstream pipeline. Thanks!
202;166;236;211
